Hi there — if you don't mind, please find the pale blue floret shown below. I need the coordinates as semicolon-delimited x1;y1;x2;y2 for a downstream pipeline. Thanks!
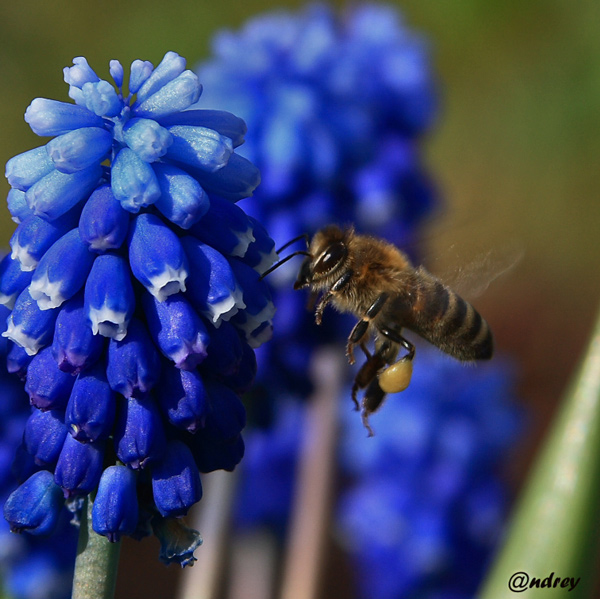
29;228;96;310
2;288;59;355
46;127;112;174
63;57;100;101
181;236;245;325
122;118;173;162
109;60;125;89
153;163;209;229
111;148;161;212
7;189;33;223
24;98;104;137
133;71;202;119
128;60;154;95
5;147;54;191
81;80;122;117
25;164;103;221
166;126;233;173
156;109;247;148
84;253;135;341
134;51;187;105
128;213;189;301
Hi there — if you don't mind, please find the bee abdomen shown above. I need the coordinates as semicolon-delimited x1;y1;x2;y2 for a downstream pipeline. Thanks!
406;278;493;361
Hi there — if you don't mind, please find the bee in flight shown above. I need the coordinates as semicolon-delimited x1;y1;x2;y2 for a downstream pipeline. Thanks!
262;225;493;435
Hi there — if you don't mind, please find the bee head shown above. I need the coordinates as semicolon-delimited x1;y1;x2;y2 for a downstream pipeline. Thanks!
294;225;351;289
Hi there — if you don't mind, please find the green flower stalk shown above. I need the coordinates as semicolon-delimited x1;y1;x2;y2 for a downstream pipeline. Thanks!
479;308;600;598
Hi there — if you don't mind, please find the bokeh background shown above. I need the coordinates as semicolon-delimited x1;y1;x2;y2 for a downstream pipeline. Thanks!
0;0;599;597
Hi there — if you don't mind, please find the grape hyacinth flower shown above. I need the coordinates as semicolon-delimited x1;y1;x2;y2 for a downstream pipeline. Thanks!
1;51;277;568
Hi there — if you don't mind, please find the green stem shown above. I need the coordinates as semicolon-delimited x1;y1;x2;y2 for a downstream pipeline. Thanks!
478;308;600;598
71;496;121;599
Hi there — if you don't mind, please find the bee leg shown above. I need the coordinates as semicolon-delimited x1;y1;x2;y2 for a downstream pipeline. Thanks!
378;327;415;361
346;293;389;364
361;379;387;437
314;270;353;325
351;350;387;411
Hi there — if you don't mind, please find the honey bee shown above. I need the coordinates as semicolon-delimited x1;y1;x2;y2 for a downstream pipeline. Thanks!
263;224;494;435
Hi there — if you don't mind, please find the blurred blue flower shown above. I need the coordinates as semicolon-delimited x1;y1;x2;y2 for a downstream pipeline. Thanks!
195;4;439;407
1;51;276;566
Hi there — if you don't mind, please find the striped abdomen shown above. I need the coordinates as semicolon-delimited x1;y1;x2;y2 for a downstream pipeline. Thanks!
386;266;493;361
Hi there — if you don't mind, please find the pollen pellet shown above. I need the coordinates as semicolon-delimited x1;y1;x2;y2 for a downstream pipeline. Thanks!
378;358;413;394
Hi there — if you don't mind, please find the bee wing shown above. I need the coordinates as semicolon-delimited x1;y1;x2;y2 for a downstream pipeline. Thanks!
423;239;524;299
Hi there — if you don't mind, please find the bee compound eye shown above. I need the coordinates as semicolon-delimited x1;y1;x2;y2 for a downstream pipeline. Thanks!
314;241;346;274
378;358;413;394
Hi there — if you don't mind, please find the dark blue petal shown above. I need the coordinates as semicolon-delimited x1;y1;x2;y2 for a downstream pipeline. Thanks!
201;320;243;377
7;343;33;378
203;378;246;440
52;293;104;374
156;367;208;433
106;318;161;398
221;340;257;395
191;433;245;474
190;195;254;258
151;440;202;517
92;465;138;542
111;148;161;212
46;127;112;174
25;164;103;221
4;470;64;535
10;209;79;272
152;516;202;567
0;254;34;309
239;217;278;273
128;212;189;301
25;346;76;411
3;288;59;356
165;125;232;173
24;98;104;136
54;434;105;498
156;109;246;148
5;146;54;191
29;228;96;310
229;259;275;346
134;72;201;119
142;293;209;370
153;163;209;229
23;408;68;468
180;236;243;325
84;253;135;340
65;360;116;442
78;183;130;252
114;395;166;469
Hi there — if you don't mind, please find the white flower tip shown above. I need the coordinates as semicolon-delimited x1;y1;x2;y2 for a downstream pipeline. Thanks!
229;227;256;258
0;292;17;310
147;267;188;302
29;277;66;310
11;244;38;272
89;307;130;340
2;321;43;356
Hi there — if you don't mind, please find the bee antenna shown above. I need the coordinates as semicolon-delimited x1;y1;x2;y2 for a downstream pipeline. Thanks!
260;250;311;280
276;233;309;254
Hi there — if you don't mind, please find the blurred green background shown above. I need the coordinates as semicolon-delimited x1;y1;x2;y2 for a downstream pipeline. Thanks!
0;0;599;596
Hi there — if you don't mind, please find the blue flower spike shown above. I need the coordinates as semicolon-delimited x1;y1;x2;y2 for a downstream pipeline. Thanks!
0;50;275;565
